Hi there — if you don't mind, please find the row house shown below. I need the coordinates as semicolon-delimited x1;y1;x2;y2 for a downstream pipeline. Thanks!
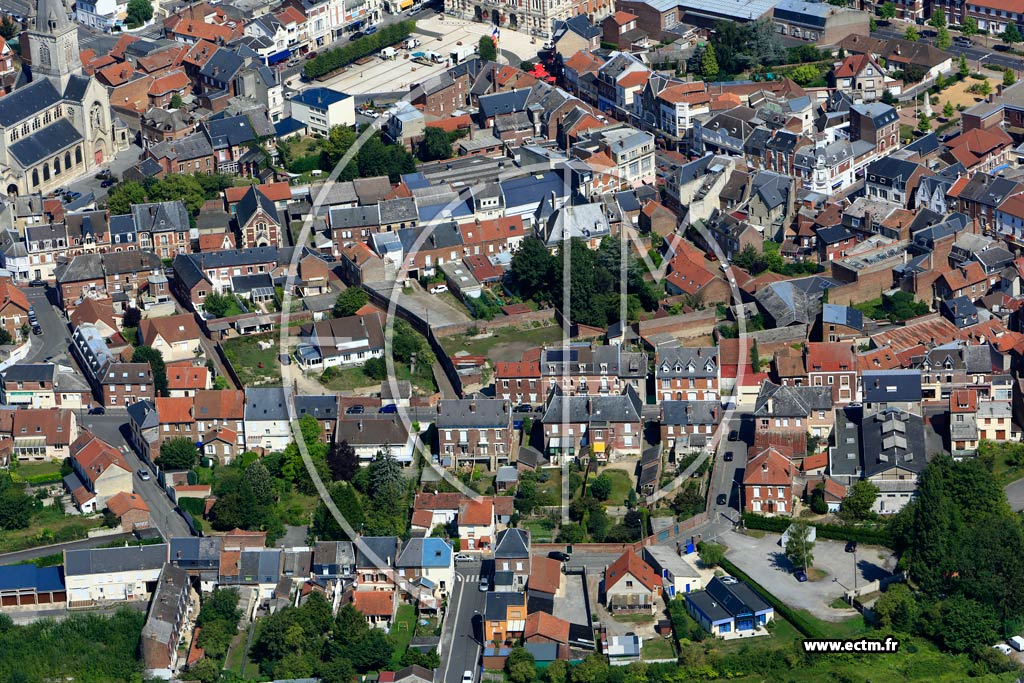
793;139;856;196
64;544;168;606
633;76;709;143
570;125;656;190
661;400;720;455
8;407;76;462
494;359;542;405
436;399;514;471
172;246;296;313
71;322;155;407
335;416;416;466
55;250;166;312
753;381;835;447
139;314;202;363
132;202;192;259
540;386;644;464
0;363;91;408
742;448;794;515
66;431;131;513
156;397;199;453
951;173;1023;234
804;342;858;404
327;198;419;244
0;277;30;342
655;345;719;402
595;52;649;120
539;343;647;397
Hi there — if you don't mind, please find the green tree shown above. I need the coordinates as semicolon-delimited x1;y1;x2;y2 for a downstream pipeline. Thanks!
937;596;1000;653
698;541;725;567
961;16;978;35
840;480;878;520
131;345;168;396
750;339;760;373
1005;68;1017;86
320;125;360;178
213;375;230;389
869;16;877;32
929;8;946;27
700;43;719;81
479;35;497;61
958;53;970;78
943;100;955;118
878;1;896;19
506;647;537;683
420;126;453;161
198;588;241;627
391;319;422;364
170;93;184;109
157;437;198;470
936;26;951;49
327;439;359;481
0;16;18;40
332;287;368;317
905;25;919;41
312;481;364;540
918;111;931;132
881;88;897;105
809;485;829;514
1002;22;1022;44
873;583;919;632
125;0;153;26
508;237;554;301
589;473;613;501
146;174;206;215
187;658;223;683
202;291;235;318
197;619;234;657
784;520;814;570
0;474;32;530
346;628;393;672
788;63;821;85
106;181;147;215
978;79;992;96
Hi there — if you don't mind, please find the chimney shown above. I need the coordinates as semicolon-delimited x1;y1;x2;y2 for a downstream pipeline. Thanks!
357;421;363;431
762;462;768;472
697;348;702;357
469;402;476;413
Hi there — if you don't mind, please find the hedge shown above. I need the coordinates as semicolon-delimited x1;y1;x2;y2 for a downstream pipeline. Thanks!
304;21;416;79
12;472;64;486
741;512;893;548
718;556;825;639
178;497;205;518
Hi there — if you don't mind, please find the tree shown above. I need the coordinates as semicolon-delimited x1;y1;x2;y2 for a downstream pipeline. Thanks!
198;588;241;627
122;306;141;329
188;658;223;683
929;8;946;27
936;26;951;49
750;339;760;373
904;25;919;41
880;88;897;105
788;64;821;86
506;647;537;683
361;357;387;381
213;375;230;389
943;100;955;118
170;93;184;109
391;319;422;364
332;287;368;317
700;43;719;81
202;291;235;318
0;16;17;40
1003;22;1022;44
840;480;878;520
131;345;168;396
978;79;992;96
917;111;931;133
589;473;613;501
1006;68;1017;86
479;34;497;61
0;474;32;530
873;583;919;632
508;238;554;301
784;520;814;569
158;437;198;470
106;181;147;215
368;448;403;504
961;16;978;35
327;439;359;481
312;482;364;540
420;126;453;162
958;53;970;78
878;1;895;19
125;0;153;26
869;16;877;32
698;541;725;567
937;596;1000;653
146;174;206;215
347;628;393;672
809;485;829;514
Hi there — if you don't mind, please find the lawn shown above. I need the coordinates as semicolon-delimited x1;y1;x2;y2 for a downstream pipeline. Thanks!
319;365;380;392
641;636;676;660
12;460;63;480
0;508;103;554
600;469;635;506
440;323;563;363
522;517;557;543
224;625;250;675
389;604;417;668
221;333;282;387
612;612;656;624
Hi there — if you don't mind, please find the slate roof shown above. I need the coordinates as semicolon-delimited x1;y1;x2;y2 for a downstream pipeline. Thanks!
661;400;720;426
755;275;837;326
235;184;279;227
9;119;83;168
292;87;350;108
64;544;168;576
851;102;898;127
355;536;399;568
293;394;337;421
821;303;863;330
753;381;833;417
832;406;927;478
0;79;61;127
132;201;190;233
540;385;643;424
437;398;511;428
478;88;532;118
494;528;530;559
244;387;289;422
655;346;718;380
205;114;255;148
862;369;922;403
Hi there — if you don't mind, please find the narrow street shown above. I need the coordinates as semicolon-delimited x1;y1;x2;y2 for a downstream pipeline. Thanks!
439;562;485;683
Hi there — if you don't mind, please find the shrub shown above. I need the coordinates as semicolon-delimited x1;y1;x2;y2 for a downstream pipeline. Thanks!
304;22;416;78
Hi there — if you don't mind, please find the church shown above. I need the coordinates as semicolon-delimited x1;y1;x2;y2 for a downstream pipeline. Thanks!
0;0;114;196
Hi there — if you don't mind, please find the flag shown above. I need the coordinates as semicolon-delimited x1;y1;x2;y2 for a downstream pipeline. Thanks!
491;24;500;48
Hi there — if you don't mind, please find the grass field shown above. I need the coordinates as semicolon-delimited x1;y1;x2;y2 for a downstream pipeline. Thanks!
13;461;63;479
440;324;563;362
221;333;282;387
389;604;417;668
601;469;635;506
319;365;380;392
641;636;676;660
0;508;102;554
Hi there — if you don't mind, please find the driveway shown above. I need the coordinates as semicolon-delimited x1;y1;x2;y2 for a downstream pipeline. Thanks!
1006;479;1024;513
722;529;896;621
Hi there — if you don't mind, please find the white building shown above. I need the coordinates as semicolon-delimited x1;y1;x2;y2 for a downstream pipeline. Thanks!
243;387;293;452
75;0;127;31
64;544;169;605
289;87;355;136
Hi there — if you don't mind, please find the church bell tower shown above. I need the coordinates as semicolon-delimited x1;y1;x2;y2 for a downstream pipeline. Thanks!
27;0;81;91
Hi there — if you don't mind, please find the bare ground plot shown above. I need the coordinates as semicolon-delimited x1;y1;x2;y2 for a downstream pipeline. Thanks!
440;324;564;363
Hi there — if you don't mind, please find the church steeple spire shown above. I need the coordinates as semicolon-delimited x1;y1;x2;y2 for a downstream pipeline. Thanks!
34;0;72;33
25;0;79;90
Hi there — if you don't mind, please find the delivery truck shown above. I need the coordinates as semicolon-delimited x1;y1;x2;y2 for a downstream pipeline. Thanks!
450;45;476;63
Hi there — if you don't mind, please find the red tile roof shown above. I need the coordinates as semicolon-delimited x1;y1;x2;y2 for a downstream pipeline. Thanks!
140;313;201;346
274;5;306;24
834;53;869;78
801;452;828;472
353;590;396;617
156;397;196;425
528;556;562;595
197;232;237;251
459;498;493;526
804;342;856;372
425;114;473;133
97;62;135;86
71;431;131;484
224;181;292;204
524;611;570;643
605;549;660;592
0;277;29;313
106;491;150;516
743;448;794;487
610;10;638;23
166;362;209;391
194;390;245;419
149;70;189;96
665;255;714;295
458;216;524;246
617;70;649;89
495;360;541;379
950;388;978;413
946;127;1013;168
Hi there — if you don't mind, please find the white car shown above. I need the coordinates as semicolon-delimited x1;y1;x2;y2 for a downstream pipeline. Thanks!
994;643;1013;656
478;576;489;592
429;284;448;294
454;553;473;562
462;671;474;683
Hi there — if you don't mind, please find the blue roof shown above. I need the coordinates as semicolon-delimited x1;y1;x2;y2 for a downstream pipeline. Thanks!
821;303;863;330
0;564;65;592
499;171;568;207
417;199;473;222
421;537;452;568
401;172;432;190
292;87;351;108
274;117;307;137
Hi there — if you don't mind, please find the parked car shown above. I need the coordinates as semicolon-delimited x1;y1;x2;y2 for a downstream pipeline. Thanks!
719;576;738;585
29;279;45;288
100;178;116;188
845;541;857;553
716;493;728;505
462;671;474;683
793;570;808;582
345;404;365;414
548;551;570;562
478;576;489;592
305;51;318;59
954;36;972;46
454;553;473;562
513;404;532;413
723;452;733;462
32;325;42;335
429;284;448;294
728;430;739;441
364;25;377;35
350;30;364;40
137;469;151;481
993;643;1013;656
63;191;81;203
88;406;105;415
378;404;398;413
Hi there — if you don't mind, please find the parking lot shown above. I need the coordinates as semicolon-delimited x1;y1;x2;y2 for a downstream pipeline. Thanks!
722;530;897;621
317;15;538;96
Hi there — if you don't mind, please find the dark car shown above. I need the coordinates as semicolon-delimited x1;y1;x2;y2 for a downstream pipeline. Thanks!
305;51;318;59
845;541;857;553
346;404;365;414
513;404;532;413
100;178;116;188
794;570;808;582
548;551;571;562
88;406;106;415
350;30;364;40
728;430;739;441
723;452;733;462
29;279;45;288
31;325;42;335
716;493;728;506
63;191;81;203
378;404;398;413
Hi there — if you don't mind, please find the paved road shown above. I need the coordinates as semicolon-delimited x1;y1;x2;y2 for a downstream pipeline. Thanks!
0;531;134;565
873;23;1024;72
81;413;194;539
439;561;486;683
23;286;72;364
8;599;148;624
1006;478;1024;512
709;412;746;523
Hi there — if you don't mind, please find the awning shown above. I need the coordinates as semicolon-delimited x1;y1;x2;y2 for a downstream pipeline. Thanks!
548;438;561;448
267;49;291;65
399;0;414;7
592;443;606;453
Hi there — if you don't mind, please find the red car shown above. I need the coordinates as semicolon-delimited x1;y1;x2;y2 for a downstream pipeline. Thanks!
305;51;318;59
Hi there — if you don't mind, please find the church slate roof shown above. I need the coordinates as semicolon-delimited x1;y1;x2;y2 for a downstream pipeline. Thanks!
9;118;83;168
0;79;61;127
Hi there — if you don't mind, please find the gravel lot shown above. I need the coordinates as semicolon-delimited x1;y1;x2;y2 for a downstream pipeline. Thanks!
722;529;897;621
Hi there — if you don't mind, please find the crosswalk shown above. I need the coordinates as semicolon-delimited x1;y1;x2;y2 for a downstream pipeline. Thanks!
457;574;480;583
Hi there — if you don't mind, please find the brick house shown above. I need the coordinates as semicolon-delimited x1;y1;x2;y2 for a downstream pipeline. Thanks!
233;185;281;248
436;399;513;471
540;386;644;464
494;359;541;405
604;549;661;613
139;314;203;363
10;408;76;461
539;343;648;397
742;447;794;515
101;362;156;408
804;342;858;404
106;491;151;532
0;277;30;341
67;431;133;513
655;346;719;402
